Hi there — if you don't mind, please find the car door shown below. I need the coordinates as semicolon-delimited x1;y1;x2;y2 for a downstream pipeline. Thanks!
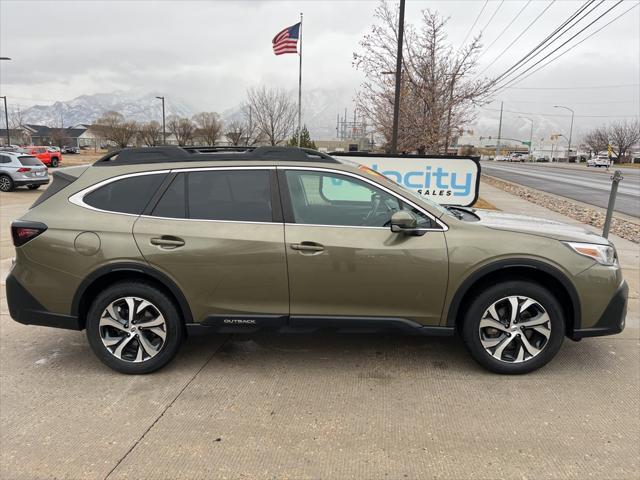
133;167;289;328
279;167;449;327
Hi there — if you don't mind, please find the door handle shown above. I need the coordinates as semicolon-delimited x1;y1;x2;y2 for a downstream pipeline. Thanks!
291;242;324;253
150;236;185;248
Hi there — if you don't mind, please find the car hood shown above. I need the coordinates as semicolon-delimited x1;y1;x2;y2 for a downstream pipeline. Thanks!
474;209;610;244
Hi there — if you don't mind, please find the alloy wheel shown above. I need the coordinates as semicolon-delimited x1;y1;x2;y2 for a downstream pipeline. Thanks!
0;176;11;191
99;296;167;363
478;296;551;363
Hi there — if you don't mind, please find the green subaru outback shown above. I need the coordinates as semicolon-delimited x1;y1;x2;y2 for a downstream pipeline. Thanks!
6;146;627;374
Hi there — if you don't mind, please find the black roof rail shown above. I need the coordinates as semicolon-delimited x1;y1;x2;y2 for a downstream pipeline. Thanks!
93;145;340;166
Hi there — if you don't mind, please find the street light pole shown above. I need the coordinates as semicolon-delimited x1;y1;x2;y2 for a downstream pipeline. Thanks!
0;96;9;146
1;57;12;146
390;0;405;154
155;96;166;145
518;116;534;159
554;105;574;159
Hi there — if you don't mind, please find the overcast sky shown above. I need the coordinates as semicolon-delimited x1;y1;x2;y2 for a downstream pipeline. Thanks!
1;0;639;141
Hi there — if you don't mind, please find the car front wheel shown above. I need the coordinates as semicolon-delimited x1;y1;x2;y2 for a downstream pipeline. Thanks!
462;280;564;374
86;282;183;374
50;158;59;168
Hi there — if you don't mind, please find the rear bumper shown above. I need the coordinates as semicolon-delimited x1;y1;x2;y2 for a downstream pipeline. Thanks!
571;280;628;340
13;177;50;186
6;273;81;330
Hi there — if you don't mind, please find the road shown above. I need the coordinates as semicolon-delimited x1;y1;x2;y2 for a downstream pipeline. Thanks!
481;162;640;217
1;186;639;480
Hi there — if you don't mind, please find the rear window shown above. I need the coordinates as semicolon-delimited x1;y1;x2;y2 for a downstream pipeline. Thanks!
19;156;43;166
84;173;167;215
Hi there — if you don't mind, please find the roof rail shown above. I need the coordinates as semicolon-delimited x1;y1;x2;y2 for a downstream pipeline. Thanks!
94;145;339;166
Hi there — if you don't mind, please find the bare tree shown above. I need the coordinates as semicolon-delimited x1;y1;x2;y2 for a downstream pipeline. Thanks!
353;1;493;153
50;128;68;148
225;120;245;145
92;111;138;148
167;115;195;146
192;112;223;145
139;121;163;147
608;120;640;163
246;86;297;145
582;127;609;156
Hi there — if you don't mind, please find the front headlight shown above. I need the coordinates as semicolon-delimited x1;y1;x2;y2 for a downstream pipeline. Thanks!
565;242;617;266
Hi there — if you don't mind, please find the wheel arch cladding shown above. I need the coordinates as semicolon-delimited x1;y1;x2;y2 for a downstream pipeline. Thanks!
447;259;580;336
72;263;193;329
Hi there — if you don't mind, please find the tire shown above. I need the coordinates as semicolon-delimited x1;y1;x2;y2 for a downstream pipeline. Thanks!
50;158;59;168
0;174;14;192
462;280;564;374
27;184;41;190
86;281;183;374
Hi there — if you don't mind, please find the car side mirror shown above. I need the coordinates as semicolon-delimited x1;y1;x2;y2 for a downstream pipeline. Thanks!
390;211;421;234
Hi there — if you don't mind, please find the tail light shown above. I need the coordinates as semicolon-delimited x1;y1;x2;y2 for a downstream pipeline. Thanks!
11;221;47;247
17;167;32;173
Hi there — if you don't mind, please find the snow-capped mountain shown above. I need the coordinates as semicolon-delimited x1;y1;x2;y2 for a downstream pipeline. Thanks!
8;88;358;140
15;91;195;128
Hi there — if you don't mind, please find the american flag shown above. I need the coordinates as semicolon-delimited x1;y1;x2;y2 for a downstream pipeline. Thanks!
272;22;301;55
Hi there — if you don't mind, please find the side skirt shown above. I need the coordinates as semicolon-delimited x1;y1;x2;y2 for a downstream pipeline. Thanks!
187;314;455;337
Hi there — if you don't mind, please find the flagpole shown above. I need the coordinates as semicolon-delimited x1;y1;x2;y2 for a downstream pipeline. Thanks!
297;12;303;147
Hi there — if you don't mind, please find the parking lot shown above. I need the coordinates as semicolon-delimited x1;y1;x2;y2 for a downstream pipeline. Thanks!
1;184;639;480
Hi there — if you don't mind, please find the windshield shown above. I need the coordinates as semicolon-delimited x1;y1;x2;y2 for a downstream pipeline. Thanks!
390;181;453;217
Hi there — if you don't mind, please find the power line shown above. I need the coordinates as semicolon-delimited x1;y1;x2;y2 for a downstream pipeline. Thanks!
479;0;505;36
460;0;488;48
496;1;640;91
477;0;531;62
481;106;639;118
476;1;556;77
492;0;601;85
504;84;640;90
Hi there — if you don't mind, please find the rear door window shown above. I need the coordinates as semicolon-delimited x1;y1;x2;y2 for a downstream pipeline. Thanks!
150;169;273;222
83;173;167;214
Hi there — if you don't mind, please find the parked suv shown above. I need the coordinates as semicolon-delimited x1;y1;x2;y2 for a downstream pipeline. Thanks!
0;151;49;192
7;147;627;374
21;146;62;167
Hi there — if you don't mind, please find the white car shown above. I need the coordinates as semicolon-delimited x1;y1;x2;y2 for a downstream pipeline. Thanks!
587;155;611;168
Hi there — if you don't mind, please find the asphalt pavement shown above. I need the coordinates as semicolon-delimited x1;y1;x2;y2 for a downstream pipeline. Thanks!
481;162;640;217
1;185;638;480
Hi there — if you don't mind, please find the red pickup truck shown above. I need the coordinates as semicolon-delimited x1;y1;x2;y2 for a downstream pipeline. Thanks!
22;147;62;167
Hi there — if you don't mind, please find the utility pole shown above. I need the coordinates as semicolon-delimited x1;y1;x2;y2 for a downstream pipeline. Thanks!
444;74;457;155
390;0;405;154
1;96;9;146
156;96;166;145
495;101;503;159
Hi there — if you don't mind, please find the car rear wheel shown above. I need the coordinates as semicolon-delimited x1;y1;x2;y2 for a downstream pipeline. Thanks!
462;280;564;374
27;184;41;190
86;282;183;374
50;158;59;168
0;175;14;192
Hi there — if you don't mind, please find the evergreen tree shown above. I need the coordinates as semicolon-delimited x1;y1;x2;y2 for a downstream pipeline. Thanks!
287;125;317;149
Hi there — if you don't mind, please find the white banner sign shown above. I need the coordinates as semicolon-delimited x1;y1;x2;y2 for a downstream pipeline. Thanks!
332;154;481;207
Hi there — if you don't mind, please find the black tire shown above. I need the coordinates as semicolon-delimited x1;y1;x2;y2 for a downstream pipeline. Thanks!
0;174;14;192
462;280;565;374
86;281;183;374
27;184;41;190
50;157;59;168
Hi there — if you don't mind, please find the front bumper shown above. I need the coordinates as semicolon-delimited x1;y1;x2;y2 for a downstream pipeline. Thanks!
571;280;628;340
6;273;81;330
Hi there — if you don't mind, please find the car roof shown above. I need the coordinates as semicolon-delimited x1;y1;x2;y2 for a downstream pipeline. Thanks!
92;146;343;167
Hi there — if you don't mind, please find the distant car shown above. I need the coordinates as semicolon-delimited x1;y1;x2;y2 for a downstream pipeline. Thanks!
535;157;549;163
62;146;80;154
0;151;49;192
509;153;525;162
21;146;62;167
587;155;611;168
494;155;508;161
